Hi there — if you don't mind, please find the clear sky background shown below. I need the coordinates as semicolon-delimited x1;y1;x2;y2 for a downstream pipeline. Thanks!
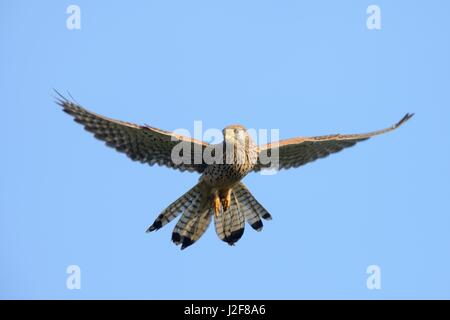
1;1;449;299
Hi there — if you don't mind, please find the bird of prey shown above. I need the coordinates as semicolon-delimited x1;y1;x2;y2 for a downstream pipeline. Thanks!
56;93;413;249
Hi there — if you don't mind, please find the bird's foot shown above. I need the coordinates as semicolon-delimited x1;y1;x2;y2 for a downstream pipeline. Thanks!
214;195;222;218
222;192;231;212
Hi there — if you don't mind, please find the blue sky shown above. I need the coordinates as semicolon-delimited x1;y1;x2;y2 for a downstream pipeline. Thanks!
1;1;449;299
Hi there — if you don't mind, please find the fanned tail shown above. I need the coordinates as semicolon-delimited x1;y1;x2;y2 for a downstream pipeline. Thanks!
147;181;272;249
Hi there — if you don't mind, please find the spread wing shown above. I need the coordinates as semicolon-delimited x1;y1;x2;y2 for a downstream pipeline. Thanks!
254;113;414;172
56;93;209;173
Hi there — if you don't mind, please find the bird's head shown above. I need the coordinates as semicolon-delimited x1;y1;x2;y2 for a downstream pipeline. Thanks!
222;124;249;144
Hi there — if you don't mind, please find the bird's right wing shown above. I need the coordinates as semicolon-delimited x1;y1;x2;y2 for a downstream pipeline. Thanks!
253;113;414;171
57;93;209;173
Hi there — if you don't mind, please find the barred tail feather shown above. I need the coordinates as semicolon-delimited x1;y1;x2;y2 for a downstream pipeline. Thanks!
214;191;245;245
146;182;205;232
233;182;272;232
176;208;212;250
233;187;262;231
171;192;212;249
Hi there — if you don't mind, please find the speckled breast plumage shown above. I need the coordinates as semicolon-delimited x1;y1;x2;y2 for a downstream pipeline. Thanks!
200;140;258;189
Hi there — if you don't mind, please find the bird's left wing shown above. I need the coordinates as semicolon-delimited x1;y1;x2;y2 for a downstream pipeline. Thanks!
253;113;413;172
57;94;209;173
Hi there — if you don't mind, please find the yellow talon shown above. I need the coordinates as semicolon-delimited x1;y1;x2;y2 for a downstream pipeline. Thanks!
222;192;231;212
214;195;221;217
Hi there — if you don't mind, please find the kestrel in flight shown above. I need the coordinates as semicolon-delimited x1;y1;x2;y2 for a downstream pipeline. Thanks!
56;93;413;249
